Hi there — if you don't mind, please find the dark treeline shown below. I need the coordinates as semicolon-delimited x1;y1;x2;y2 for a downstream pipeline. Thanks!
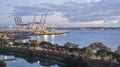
0;37;120;67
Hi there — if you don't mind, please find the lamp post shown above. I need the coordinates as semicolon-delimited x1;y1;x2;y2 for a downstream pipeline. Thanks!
110;54;113;67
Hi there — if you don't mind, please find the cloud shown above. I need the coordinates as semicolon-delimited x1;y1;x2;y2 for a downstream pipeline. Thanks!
104;16;120;24
0;13;4;15
64;0;101;3
12;0;120;23
12;4;56;16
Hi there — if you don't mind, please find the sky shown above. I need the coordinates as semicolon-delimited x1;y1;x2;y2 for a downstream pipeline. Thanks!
0;0;120;27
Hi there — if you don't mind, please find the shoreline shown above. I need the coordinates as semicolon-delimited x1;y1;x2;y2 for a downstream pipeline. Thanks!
0;46;66;66
0;46;120;67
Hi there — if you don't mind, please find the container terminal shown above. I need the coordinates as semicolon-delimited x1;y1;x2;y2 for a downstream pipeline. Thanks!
0;14;68;38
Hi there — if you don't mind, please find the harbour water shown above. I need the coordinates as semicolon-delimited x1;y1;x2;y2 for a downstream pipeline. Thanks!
27;30;120;51
0;30;120;67
0;55;61;67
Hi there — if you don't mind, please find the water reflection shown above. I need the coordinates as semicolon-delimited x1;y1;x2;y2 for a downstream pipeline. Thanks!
36;36;40;40
43;35;56;44
0;54;61;67
43;35;48;41
25;35;56;44
37;60;40;64
51;35;55;44
4;56;7;59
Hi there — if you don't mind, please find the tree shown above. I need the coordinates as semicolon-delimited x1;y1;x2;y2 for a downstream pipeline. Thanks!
0;61;6;67
30;40;39;49
64;42;79;55
46;42;53;51
64;42;79;48
13;42;21;46
24;42;30;48
116;46;120;52
64;42;73;48
96;50;108;60
0;37;9;47
39;41;53;51
89;42;111;52
82;47;94;58
114;46;120;63
39;41;48;48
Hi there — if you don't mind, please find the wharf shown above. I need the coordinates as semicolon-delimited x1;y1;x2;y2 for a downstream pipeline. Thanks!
0;59;16;61
0;30;68;36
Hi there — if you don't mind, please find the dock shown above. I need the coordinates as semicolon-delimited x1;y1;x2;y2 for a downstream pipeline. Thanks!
0;59;16;61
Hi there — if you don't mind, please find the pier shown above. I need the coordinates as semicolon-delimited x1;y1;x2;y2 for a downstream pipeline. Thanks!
0;59;16;61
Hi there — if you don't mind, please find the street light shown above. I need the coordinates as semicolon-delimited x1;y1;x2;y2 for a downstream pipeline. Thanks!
110;54;113;67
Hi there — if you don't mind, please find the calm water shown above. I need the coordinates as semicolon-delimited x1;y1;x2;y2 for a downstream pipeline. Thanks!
0;55;61;67
1;30;120;67
26;30;120;51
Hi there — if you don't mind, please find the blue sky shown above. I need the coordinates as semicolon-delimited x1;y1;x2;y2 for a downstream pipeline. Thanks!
0;0;120;27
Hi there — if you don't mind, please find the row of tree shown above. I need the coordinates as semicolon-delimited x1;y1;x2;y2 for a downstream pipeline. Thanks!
13;40;120;64
0;36;120;63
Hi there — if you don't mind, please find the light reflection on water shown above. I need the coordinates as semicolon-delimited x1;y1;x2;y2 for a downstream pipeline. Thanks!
51;35;55;44
27;35;55;44
1;30;120;67
43;35;48;41
23;30;120;51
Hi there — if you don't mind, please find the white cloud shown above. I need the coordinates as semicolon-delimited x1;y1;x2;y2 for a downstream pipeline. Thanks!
64;0;101;3
12;0;120;23
0;0;119;27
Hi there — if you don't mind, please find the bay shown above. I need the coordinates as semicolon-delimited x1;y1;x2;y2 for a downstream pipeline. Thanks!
1;30;120;67
27;30;120;51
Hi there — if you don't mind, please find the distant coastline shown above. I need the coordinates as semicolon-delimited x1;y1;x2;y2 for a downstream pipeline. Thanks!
0;26;120;30
47;27;120;30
